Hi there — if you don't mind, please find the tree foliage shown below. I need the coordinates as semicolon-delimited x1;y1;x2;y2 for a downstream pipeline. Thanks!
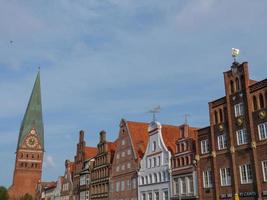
0;186;8;200
19;194;33;200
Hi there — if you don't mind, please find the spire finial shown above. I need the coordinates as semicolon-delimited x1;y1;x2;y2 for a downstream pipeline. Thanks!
149;105;161;121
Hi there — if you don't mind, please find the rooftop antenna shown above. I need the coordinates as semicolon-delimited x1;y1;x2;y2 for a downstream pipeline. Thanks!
231;48;240;62
149;105;161;121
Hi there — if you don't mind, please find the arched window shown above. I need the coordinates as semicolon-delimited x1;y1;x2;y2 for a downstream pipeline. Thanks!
154;173;157;183
176;144;180;153
235;77;240;91
141;176;144;185
158;172;162;182
185;156;189;165
253;96;258;111
145;176;148;184
149;174;152;184
181;157;184;166
181;143;184;152
214;110;218;124
219;109;223;123
259;93;264;109
230;80;235;94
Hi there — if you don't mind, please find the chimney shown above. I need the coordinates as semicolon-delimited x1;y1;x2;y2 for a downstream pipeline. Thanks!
79;130;84;142
100;130;106;142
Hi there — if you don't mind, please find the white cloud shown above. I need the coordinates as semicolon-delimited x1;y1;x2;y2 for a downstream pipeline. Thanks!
44;155;56;168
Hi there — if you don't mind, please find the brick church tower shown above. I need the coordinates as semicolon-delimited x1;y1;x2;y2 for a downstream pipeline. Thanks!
8;72;44;199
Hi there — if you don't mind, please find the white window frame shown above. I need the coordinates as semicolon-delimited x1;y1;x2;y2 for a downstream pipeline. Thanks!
258;122;267;140
201;139;209;154
219;168;231;186
203;169;212;188
262;160;267;182
239;164;253;184
234;103;244;117
236;129;248;145
217;134;227;150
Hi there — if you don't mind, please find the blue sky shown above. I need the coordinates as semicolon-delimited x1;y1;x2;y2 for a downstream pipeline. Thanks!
1;0;267;187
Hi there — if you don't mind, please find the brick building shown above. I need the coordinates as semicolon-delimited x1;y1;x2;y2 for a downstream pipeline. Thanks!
79;157;95;200
90;131;116;200
61;160;75;200
73;131;97;200
110;119;149;200
8;72;44;199
171;123;198;200
196;62;267;200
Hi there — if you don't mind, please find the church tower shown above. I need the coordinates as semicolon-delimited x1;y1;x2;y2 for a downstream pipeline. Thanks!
8;72;44;199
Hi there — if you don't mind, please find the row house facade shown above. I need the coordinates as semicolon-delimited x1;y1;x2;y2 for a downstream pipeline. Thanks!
138;121;175;200
79;157;95;200
73;130;98;200
61;160;75;200
110;119;149;200
196;61;267;200
171;124;198;200
90;131;117;200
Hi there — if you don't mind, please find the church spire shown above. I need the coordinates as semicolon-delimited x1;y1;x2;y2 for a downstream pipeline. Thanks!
17;71;44;150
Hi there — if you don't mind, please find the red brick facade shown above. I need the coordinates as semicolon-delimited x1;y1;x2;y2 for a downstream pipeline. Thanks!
90;131;116;200
196;62;267;200
110;119;149;200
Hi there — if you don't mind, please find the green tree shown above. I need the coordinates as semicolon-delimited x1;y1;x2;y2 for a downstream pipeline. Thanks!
19;194;33;200
0;186;8;200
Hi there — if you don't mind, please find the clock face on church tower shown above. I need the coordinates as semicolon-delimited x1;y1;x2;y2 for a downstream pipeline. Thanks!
25;135;38;148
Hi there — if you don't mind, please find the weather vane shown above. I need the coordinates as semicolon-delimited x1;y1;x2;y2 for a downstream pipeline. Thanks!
231;48;240;62
184;114;190;125
149;105;161;121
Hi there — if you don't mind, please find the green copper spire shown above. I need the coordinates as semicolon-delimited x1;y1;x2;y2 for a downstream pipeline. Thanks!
17;71;44;150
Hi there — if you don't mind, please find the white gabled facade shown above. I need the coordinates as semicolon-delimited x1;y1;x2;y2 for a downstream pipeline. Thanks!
138;121;172;200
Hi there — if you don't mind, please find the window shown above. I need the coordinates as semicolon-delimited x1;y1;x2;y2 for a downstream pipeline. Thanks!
201;139;209;154
215;110;219;124
262;161;267;182
132;178;136;189
158;156;161;166
203;169;212;188
116;153;120;159
220;168;231;186
217;134;227;150
180;177;186;194
116;182;120;192
236;129;248;145
127;149;131;155
258;122;267;140
141;176;145;185
234;103;244;117
148;193;152;200
230;80;235;94
240;164;252;184
122;151;125;157
154;192;159;200
163;191;168;200
142;194;146;200
116;166;120;172
149;174;152;184
154;173;157;183
235;77;240;91
253;96;258;111
152;141;156;151
121;164;125;170
121;181;125;191
153;157;156;167
149;159;152;168
188;176;194;194
127;162;131;169
259;93;264;108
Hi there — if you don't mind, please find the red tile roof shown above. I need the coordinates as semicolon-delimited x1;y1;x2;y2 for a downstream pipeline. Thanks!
84;146;98;159
126;120;197;156
126;121;149;159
